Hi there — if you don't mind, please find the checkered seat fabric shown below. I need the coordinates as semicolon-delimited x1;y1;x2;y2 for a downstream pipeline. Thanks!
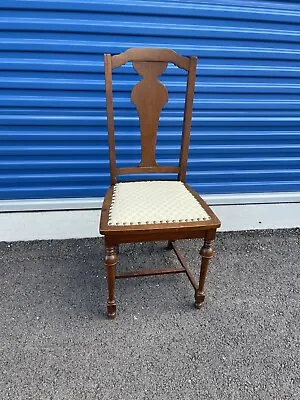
108;181;210;226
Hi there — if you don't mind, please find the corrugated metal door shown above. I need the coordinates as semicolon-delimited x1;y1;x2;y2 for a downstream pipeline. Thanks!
1;0;300;208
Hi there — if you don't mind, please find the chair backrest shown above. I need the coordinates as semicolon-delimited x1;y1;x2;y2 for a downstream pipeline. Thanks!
104;48;197;185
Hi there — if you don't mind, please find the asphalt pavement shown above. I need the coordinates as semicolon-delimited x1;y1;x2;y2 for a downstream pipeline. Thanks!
0;229;299;399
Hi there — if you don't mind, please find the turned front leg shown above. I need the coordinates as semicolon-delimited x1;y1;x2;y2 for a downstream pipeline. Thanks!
105;245;118;319
195;236;215;309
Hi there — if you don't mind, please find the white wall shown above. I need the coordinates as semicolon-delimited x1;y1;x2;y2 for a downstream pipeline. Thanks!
1;193;299;241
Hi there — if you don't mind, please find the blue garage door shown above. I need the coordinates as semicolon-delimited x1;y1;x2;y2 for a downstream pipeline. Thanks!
0;0;300;206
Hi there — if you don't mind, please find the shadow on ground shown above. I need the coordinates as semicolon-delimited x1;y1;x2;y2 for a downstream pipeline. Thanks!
0;229;299;399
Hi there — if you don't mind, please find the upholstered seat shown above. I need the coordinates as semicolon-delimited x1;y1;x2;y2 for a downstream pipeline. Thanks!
108;181;210;226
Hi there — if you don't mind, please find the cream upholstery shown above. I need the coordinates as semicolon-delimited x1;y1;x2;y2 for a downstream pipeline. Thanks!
108;181;210;226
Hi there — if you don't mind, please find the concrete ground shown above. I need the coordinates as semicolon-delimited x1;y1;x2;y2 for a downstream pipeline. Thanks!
0;229;299;400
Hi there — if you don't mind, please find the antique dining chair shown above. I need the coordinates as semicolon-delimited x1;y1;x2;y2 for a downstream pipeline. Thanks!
100;48;221;318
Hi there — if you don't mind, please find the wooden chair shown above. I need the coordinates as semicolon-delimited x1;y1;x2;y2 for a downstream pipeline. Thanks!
100;48;221;318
